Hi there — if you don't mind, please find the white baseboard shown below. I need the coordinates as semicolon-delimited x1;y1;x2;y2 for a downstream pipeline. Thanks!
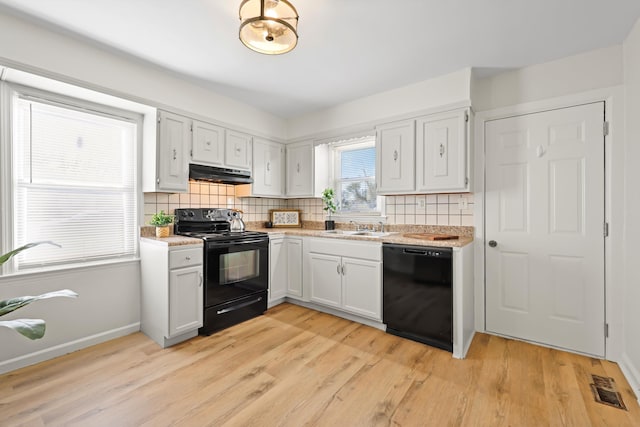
619;352;640;405
0;323;140;375
286;299;386;331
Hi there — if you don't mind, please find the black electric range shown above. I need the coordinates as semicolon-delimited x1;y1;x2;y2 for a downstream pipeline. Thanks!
174;208;269;335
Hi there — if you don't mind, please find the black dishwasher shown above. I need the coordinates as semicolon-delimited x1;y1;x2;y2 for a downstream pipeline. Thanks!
383;243;453;352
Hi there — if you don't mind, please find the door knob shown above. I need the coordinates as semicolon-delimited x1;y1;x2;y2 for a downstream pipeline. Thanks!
488;240;497;248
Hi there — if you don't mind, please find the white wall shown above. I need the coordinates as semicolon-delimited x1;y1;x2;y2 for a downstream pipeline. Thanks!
0;262;140;374
622;17;640;400
287;68;471;140
0;10;287;140
472;46;623;112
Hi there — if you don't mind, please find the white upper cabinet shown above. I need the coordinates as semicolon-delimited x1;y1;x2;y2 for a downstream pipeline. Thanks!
376;119;416;194
155;110;190;192
286;141;314;197
251;138;284;197
416;109;469;192
192;120;225;166
225;130;252;170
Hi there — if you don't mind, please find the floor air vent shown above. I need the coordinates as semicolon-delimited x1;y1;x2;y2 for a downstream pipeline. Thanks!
590;374;627;411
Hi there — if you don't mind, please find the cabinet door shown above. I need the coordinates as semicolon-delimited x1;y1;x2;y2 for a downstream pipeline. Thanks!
376;120;416;193
225;130;252;170
308;253;342;308
158;110;190;192
168;265;203;337
342;257;382;320
253;138;284;196
416;109;468;192
286;238;303;298
192;120;225;166
286;143;314;197
269;238;287;302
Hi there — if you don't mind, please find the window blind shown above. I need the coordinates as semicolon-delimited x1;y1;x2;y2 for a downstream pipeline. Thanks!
337;145;377;213
12;97;137;269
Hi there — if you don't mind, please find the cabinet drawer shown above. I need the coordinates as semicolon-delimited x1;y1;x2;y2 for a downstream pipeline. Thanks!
307;238;381;261
169;247;203;269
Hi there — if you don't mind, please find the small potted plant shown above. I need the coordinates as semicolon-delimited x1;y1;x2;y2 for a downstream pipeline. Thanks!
150;210;173;238
322;188;337;230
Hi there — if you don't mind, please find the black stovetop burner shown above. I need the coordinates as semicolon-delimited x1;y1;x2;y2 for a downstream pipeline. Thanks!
178;230;268;241
174;208;268;242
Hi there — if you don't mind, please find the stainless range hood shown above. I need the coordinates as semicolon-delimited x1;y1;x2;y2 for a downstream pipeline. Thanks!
189;164;253;185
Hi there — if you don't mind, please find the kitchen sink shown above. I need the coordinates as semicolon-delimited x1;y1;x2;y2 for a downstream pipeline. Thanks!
322;230;397;238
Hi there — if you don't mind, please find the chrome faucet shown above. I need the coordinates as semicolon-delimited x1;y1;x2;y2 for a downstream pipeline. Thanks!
378;221;385;233
350;220;361;231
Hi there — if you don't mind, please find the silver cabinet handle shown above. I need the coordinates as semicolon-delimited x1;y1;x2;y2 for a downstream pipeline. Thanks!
206;140;211;146
185;256;191;261
236;147;241;153
297;163;300;173
337;264;341;275
199;273;203;287
393;150;398;161
172;149;177;160
439;144;445;157
341;264;345;275
267;162;270;171
488;240;497;248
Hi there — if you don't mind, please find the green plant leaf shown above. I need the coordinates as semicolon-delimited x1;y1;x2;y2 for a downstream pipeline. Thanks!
0;241;62;266
0;318;46;339
0;289;78;317
149;210;173;226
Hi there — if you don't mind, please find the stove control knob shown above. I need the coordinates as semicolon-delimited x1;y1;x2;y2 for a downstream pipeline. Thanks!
188;211;195;217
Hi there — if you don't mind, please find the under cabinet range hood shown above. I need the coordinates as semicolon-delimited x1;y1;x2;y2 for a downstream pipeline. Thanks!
189;164;253;185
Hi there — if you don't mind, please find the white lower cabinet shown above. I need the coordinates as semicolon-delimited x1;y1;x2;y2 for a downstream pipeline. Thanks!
306;238;382;321
269;236;303;304
140;241;203;348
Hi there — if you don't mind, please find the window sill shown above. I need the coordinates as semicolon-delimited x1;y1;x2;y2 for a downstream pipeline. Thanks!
0;257;140;281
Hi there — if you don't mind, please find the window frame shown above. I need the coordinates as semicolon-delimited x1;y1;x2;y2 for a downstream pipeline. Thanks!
328;135;385;220
0;82;143;275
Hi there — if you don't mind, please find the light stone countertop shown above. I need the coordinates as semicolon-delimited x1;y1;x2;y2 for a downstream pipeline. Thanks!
139;224;474;248
251;227;474;248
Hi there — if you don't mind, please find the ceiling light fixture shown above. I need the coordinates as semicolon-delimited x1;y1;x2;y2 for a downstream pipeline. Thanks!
239;0;299;55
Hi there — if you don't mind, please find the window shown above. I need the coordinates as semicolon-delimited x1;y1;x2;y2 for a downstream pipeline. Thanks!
331;136;382;215
7;90;139;270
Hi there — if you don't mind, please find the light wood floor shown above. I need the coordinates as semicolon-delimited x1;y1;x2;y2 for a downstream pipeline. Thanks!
2;303;639;426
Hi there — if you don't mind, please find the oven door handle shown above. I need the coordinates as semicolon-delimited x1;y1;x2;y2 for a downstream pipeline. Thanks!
216;296;263;315
207;239;268;247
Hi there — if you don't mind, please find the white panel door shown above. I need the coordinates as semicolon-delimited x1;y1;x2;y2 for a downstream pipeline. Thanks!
342;257;381;320
309;253;342;308
225;130;252;170
376;120;416;193
286;143;314;197
168;266;203;338
485;102;605;357
192;120;225;166
269;238;287;302
286;238;303;298
416;109;467;192
253;138;284;196
157;110;190;192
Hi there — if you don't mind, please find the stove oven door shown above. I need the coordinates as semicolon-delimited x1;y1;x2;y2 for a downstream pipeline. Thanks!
203;237;269;308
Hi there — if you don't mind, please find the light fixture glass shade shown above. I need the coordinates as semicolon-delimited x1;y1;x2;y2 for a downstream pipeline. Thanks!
239;0;298;55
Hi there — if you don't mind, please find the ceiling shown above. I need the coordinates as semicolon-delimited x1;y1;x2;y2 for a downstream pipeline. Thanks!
1;0;639;119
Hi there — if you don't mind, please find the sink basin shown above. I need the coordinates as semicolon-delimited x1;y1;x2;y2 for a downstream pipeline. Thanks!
354;231;398;238
322;230;397;238
322;230;363;235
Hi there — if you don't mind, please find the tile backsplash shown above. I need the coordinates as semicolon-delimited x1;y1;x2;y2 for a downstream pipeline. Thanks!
143;182;474;227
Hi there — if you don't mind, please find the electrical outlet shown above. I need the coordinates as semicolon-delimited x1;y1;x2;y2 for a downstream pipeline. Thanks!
458;199;468;210
418;199;426;208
